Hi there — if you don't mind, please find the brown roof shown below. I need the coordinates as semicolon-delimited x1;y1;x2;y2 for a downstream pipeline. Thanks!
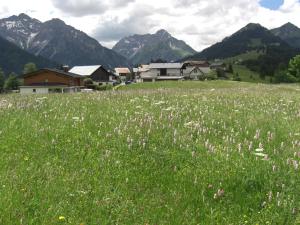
184;61;210;67
115;68;131;74
22;68;83;79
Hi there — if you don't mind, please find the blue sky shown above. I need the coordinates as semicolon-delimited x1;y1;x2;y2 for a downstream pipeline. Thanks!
260;0;284;10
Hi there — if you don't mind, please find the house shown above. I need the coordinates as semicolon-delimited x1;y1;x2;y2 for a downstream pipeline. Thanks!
184;66;212;80
115;68;131;81
133;65;150;82
210;61;226;70
140;63;185;82
183;61;211;80
20;68;84;94
69;65;115;83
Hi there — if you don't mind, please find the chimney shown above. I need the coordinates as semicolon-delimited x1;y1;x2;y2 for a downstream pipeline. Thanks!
62;65;69;72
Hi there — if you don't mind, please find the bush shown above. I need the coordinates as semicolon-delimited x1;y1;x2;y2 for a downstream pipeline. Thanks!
233;73;242;81
96;84;113;91
4;73;20;91
274;70;298;83
198;72;217;81
84;78;94;87
86;84;98;90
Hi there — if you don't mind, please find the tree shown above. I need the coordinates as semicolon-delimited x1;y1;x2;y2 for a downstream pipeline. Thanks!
227;64;234;74
23;62;37;74
287;55;300;81
274;70;297;83
0;68;5;93
4;73;20;90
216;68;228;79
233;72;241;81
150;59;167;63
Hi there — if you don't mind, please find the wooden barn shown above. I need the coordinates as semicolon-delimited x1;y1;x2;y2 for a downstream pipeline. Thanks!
69;65;115;83
20;68;84;94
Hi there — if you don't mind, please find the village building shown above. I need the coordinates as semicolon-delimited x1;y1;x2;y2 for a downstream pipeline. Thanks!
20;68;84;94
133;65;150;82
183;61;212;80
140;63;185;82
210;61;226;70
69;65;115;83
114;68;131;82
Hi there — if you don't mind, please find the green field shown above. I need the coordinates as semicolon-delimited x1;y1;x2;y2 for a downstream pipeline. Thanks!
1;81;300;224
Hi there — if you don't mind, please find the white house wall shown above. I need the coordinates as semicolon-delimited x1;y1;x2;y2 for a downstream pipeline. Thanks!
20;87;49;94
141;68;182;79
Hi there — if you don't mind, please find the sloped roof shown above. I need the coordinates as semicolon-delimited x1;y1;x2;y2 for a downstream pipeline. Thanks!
184;60;210;66
115;68;131;74
22;68;82;78
149;63;183;69
133;65;150;73
69;65;102;76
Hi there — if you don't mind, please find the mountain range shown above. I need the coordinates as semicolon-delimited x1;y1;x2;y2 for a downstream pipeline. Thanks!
0;13;300;77
112;29;196;65
185;23;293;60
0;13;130;71
183;22;300;76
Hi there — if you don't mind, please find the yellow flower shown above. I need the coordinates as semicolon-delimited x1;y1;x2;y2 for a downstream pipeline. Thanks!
59;216;66;221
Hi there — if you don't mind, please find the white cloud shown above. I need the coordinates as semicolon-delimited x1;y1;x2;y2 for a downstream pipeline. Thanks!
0;0;300;51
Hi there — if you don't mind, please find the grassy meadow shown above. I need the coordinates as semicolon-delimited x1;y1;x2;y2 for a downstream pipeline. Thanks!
0;81;300;224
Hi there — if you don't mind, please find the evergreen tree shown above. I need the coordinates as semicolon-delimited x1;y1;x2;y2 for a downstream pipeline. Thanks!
0;68;5;93
23;62;38;74
4;73;20;90
228;64;234;74
287;55;300;81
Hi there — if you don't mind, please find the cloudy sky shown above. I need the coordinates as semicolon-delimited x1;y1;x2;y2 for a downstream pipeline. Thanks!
1;0;300;51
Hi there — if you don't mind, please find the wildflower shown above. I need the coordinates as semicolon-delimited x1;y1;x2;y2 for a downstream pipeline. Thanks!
154;101;165;105
163;107;174;111
59;216;66;221
214;189;225;199
254;152;267;157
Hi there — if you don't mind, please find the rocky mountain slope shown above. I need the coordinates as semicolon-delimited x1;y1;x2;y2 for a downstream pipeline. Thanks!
113;29;196;65
0;13;130;69
0;35;57;75
271;22;300;48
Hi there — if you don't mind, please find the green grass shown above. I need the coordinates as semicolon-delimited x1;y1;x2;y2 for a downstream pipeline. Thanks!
1;81;300;224
231;65;267;83
224;50;262;64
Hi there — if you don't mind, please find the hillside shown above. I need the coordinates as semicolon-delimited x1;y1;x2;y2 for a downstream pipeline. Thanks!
0;14;131;69
0;36;57;75
185;23;290;61
271;22;300;48
1;82;300;224
113;30;196;65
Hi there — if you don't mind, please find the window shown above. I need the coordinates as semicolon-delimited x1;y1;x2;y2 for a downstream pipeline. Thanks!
33;89;36;93
160;68;167;76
